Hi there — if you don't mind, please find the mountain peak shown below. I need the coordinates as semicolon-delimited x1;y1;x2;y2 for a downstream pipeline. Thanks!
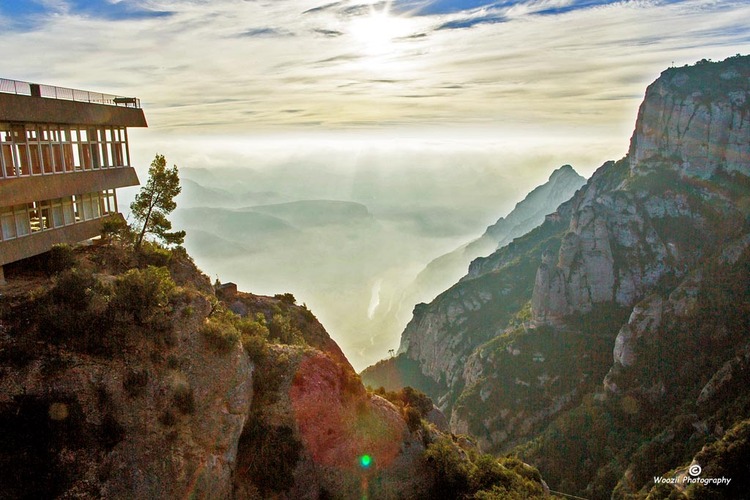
548;164;577;181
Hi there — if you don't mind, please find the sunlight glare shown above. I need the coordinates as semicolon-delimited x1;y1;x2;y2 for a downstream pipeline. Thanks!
350;4;409;57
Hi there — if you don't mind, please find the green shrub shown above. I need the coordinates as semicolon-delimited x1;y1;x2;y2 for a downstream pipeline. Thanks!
241;317;268;357
201;316;240;353
242;334;268;362
424;436;547;499
136;241;172;268
274;293;296;305
111;266;175;328
269;313;304;345
100;216;132;245
404;406;422;432
300;303;316;322
181;305;195;318
424;437;472;498
236;416;303;496
38;269;115;354
375;386;435;420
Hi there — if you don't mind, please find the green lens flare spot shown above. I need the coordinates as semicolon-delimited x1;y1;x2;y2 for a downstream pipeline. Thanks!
359;454;372;468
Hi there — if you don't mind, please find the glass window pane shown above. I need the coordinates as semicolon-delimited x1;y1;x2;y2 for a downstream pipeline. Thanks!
62;197;74;225
15;207;30;236
1;209;16;239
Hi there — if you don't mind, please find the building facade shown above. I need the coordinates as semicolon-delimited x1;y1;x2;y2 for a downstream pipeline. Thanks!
0;79;147;283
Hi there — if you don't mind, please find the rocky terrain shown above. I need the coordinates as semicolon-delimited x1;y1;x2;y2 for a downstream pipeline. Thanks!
0;242;551;499
363;54;750;498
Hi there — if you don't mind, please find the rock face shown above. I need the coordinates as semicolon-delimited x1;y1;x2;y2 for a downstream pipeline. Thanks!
531;163;672;323
0;268;251;499
533;56;750;324
394;213;567;402
630;60;750;178
485;165;586;249
364;54;750;497
234;345;432;499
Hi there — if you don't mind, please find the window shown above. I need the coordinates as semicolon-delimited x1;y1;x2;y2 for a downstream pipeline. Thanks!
26;126;42;175
91;192;101;219
62;196;75;225
38;200;50;230
103;190;117;214
50;198;64;228
1;207;16;240
79;194;94;220
2;145;14;177
15;205;30;237
12;125;29;176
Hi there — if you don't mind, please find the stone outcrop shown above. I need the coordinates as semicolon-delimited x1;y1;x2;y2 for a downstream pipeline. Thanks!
532;57;750;324
629;57;750;178
0;292;252;499
234;345;432;499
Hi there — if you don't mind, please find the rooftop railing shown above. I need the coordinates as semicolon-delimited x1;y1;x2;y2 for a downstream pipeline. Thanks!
0;78;141;108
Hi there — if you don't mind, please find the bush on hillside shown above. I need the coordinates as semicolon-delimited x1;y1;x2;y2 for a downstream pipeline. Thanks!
111;266;175;330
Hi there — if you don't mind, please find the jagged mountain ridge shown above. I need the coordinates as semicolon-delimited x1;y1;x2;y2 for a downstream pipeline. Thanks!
363;54;750;498
405;164;585;307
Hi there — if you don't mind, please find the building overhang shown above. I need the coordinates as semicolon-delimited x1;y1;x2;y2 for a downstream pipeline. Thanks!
0;214;122;266
0;167;140;206
0;93;147;127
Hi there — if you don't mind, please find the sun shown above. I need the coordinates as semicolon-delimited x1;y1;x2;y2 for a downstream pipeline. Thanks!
350;5;407;57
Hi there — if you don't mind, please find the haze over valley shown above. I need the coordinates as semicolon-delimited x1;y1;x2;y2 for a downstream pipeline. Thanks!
147;142;595;370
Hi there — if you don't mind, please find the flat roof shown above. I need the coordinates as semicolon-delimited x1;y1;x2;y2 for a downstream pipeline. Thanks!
1;78;141;109
0;78;147;128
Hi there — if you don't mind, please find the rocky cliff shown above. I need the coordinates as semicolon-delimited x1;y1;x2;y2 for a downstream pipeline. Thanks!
364;54;750;498
0;242;550;498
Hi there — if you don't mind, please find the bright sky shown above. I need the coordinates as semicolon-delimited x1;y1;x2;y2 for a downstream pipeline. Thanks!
2;0;749;144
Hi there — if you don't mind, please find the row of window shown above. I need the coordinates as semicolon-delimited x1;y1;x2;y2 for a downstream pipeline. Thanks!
0;123;131;179
0;190;117;242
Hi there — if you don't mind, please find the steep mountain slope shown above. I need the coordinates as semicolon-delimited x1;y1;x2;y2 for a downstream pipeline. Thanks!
364;54;750;498
405;164;585;307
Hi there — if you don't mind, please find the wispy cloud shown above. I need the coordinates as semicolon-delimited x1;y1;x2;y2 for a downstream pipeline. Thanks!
1;0;748;138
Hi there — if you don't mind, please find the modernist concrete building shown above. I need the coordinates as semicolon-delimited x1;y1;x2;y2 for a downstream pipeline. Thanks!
0;79;146;284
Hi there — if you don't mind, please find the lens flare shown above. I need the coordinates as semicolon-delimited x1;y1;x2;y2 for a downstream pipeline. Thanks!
359;454;373;468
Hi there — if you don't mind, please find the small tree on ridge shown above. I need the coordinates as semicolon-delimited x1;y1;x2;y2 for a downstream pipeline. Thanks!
131;154;185;250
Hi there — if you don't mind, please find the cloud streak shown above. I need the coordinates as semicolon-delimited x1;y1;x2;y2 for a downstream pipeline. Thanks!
0;0;749;138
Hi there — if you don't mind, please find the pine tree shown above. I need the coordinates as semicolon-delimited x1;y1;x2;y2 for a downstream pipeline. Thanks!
131;154;186;250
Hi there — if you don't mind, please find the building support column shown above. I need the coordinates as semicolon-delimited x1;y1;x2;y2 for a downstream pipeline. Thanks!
0;265;5;286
